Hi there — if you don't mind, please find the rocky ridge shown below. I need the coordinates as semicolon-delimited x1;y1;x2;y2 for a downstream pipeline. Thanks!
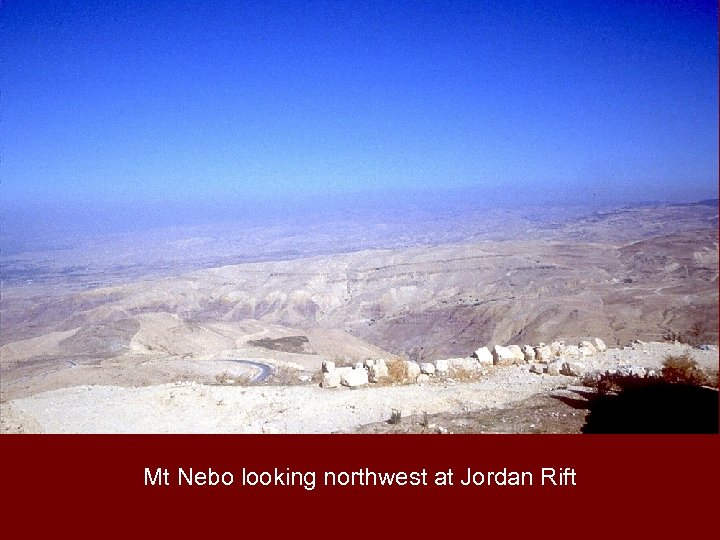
1;340;715;434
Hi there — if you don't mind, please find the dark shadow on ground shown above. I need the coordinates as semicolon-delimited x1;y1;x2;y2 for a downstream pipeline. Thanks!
551;395;592;410
581;382;719;434
247;336;311;354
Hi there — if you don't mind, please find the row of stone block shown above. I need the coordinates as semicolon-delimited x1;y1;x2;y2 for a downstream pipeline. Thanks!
319;337;608;388
474;338;607;366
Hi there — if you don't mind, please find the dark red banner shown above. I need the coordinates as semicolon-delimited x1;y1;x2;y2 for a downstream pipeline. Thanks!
2;435;717;536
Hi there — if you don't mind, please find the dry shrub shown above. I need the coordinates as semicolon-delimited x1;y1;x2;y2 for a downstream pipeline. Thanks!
214;368;263;386
662;354;717;387
310;370;324;385
448;367;481;382
586;354;717;396
267;365;319;386
267;365;297;385
214;371;233;385
232;374;256;385
388;409;402;424
593;373;654;395
385;357;410;384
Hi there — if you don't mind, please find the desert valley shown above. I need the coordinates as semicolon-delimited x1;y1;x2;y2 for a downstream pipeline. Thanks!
1;199;718;433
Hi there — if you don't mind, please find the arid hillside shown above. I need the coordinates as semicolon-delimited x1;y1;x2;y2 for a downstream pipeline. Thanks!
0;201;717;403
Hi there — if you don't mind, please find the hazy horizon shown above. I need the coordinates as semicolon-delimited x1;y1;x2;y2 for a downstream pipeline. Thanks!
3;188;717;256
2;1;718;253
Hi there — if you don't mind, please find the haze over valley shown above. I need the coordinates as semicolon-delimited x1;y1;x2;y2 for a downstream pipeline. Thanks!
1;199;717;428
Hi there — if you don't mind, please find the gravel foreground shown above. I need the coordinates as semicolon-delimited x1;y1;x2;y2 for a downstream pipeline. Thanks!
1;342;717;434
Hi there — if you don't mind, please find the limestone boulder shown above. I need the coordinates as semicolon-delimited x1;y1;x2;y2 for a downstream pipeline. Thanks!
340;368;369;387
434;359;450;374
521;345;536;362
322;361;335;374
507;345;525;364
367;360;388;382
560;362;586;377
321;372;341;388
534;345;553;363
492;345;517;366
474;347;494;366
547;361;564;376
592;338;607;352
405;361;422;380
419;362;436;375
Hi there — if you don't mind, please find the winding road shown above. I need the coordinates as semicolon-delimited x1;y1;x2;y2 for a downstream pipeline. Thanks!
222;359;274;382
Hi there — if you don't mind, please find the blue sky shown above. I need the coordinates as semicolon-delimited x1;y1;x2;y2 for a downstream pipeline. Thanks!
1;0;718;232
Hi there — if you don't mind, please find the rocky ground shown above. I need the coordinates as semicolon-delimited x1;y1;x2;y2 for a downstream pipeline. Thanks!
1;341;716;434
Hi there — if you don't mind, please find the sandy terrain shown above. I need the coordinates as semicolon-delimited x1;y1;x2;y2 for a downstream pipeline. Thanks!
2;342;715;434
0;201;717;433
0;319;392;402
